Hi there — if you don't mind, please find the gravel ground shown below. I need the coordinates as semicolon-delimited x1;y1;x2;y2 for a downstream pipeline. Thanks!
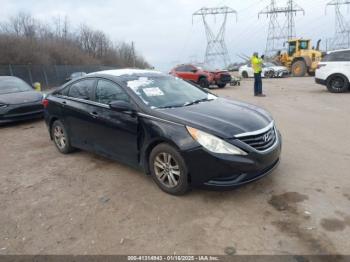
0;77;349;255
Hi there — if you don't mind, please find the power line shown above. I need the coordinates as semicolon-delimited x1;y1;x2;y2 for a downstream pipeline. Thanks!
193;6;237;68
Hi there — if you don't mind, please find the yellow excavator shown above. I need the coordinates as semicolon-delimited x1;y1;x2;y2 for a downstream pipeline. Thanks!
277;38;323;77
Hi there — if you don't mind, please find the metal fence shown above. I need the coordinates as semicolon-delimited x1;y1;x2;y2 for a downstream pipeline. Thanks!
0;65;116;90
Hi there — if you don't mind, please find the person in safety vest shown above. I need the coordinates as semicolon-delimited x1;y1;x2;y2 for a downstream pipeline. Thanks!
251;52;265;97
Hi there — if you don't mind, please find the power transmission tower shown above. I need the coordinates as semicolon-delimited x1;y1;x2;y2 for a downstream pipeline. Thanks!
327;0;350;50
259;0;304;57
259;0;285;57
193;6;237;68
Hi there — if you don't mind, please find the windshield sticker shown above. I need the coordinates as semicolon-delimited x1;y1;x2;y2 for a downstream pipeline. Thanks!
143;87;164;97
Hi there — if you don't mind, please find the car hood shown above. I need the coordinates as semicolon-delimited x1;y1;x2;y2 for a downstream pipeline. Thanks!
266;66;288;71
157;98;273;139
0;91;43;105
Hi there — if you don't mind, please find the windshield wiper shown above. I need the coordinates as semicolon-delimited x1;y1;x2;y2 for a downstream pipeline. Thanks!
183;98;211;107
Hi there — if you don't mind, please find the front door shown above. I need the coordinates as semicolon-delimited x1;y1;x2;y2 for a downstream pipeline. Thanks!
89;79;139;166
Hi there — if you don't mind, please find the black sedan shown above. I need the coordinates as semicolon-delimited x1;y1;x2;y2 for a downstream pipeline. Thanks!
43;69;282;195
0;76;44;124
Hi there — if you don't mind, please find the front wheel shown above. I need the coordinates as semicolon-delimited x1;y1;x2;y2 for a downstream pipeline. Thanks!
327;75;349;93
217;83;226;88
242;71;248;78
149;143;189;195
198;78;209;88
291;61;307;77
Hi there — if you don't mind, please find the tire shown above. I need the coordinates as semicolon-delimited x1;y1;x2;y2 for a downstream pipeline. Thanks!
198;77;209;88
51;120;74;154
242;71;248;78
149;143;189;195
326;75;349;93
291;61;307;77
218;83;226;88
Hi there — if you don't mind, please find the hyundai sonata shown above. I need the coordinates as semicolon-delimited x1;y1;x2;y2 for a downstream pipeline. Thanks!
43;69;282;195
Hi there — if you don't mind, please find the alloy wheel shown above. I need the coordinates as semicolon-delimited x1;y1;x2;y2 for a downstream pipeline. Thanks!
53;125;67;150
331;77;345;90
153;152;181;188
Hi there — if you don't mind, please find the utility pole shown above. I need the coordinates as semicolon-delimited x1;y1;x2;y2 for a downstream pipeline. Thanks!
193;6;237;68
259;0;304;57
327;0;350;50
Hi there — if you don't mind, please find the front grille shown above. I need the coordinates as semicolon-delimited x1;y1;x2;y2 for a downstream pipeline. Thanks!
8;104;43;115
238;126;277;151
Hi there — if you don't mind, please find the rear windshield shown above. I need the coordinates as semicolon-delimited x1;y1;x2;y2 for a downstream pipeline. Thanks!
0;78;33;95
322;50;350;62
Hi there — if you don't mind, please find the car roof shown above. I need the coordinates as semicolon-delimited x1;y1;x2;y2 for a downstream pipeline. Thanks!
0;76;21;81
88;69;163;79
327;49;350;54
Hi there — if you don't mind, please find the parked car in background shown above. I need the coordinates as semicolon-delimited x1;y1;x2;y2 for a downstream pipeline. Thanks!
239;62;289;78
315;49;350;93
43;69;281;195
0;76;43;124
170;64;232;88
65;72;87;83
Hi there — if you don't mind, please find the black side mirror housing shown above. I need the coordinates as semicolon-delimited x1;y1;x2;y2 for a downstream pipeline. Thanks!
109;101;133;112
191;69;198;73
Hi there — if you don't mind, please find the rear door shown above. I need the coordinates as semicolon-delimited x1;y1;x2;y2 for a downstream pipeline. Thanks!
62;78;97;150
89;79;139;166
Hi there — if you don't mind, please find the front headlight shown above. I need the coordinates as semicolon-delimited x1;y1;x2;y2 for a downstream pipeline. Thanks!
186;126;247;155
0;103;8;108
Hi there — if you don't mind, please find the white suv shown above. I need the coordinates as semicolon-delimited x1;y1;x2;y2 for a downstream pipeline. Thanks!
315;49;350;93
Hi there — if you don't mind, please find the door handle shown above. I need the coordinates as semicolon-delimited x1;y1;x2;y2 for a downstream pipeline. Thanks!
61;101;67;107
90;111;99;118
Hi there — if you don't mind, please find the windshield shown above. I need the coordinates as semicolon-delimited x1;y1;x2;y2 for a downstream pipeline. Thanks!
264;62;276;67
126;75;217;109
0;78;33;95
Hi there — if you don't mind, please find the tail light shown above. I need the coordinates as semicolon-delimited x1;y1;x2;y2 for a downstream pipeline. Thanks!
317;64;326;69
42;99;49;108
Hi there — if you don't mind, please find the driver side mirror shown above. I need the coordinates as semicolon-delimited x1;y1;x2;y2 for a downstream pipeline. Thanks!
191;69;198;73
109;101;134;112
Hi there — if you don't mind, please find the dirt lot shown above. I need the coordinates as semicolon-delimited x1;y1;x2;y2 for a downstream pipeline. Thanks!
0;77;350;255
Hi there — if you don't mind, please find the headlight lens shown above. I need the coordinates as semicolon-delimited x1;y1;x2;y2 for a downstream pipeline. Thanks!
0;103;8;108
186;126;247;155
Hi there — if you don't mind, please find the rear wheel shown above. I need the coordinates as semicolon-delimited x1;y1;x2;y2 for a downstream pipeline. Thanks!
327;75;349;93
51;120;74;154
242;71;248;78
291;61;307;77
218;83;226;88
149;143;189;195
198;77;209;88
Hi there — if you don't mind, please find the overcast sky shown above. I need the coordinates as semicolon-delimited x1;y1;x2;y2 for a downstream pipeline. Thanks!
0;0;343;71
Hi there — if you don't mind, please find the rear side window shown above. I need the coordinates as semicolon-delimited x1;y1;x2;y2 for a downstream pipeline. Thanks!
95;80;129;104
68;79;95;100
323;51;350;62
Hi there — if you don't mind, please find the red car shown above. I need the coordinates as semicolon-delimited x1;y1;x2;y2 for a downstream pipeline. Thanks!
170;64;232;88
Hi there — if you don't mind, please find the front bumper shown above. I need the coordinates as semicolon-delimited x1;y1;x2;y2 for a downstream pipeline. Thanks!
0;102;44;124
275;71;289;78
315;78;326;86
183;133;282;189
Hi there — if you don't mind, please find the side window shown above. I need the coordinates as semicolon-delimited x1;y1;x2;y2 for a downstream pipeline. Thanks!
184;65;195;72
323;51;350;62
68;79;95;100
176;66;186;72
95;80;129;105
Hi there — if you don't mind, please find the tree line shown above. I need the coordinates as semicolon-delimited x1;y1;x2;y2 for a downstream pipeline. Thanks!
0;13;151;68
